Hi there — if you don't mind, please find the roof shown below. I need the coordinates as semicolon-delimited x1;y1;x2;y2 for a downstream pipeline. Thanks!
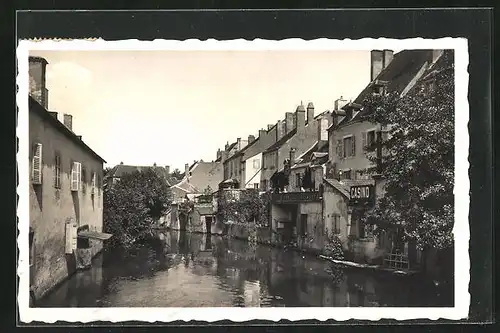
323;178;375;198
29;56;48;65
264;128;297;153
107;164;171;185
29;96;106;163
173;161;223;194
335;50;435;128
226;137;260;162
291;141;328;169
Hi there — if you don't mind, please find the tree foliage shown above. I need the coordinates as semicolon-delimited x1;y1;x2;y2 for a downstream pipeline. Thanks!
216;190;270;226
362;51;455;251
103;168;172;248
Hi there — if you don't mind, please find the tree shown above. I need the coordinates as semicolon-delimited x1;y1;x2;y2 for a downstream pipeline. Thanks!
362;51;455;251
103;168;172;248
216;189;269;226
170;168;182;179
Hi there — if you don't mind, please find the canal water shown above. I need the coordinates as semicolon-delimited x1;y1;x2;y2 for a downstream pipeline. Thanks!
38;230;453;307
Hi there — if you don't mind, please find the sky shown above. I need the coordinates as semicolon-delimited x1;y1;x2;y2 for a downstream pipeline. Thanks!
30;50;372;171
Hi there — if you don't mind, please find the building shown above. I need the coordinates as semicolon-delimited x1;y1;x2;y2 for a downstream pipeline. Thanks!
104;162;172;188
28;56;109;303
221;137;249;187
165;159;223;233
261;102;332;191
323;49;446;266
222;126;278;190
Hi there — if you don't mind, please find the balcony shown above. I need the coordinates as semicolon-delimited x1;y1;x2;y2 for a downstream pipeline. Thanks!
271;191;322;204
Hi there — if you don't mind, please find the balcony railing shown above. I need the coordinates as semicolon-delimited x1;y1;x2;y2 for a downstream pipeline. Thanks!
271;191;322;204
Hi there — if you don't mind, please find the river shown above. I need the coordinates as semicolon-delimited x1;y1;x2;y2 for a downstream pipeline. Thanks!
38;230;453;307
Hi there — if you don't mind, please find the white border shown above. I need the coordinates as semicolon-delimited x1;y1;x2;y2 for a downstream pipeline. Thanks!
17;37;470;323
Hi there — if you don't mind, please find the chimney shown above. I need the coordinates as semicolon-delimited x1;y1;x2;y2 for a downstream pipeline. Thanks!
334;96;348;111
185;163;190;178
248;135;255;144
383;49;394;68
153;162;157;167
237;138;242;150
63;114;73;131
267;124;274;130
276;120;284;141
120;161;124;165
165;165;170;175
318;116;329;141
77;135;82;140
289;148;296;165
216;148;222;161
295;105;306;135
285;112;294;134
306;102;314;124
28;56;49;109
225;141;229;151
371;50;393;81
48;111;58;119
258;129;267;140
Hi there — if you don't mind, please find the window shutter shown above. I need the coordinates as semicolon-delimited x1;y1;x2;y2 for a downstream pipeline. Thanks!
351;135;356;157
32;143;42;184
362;132;367;152
338;140;343;158
71;162;80;191
91;172;96;194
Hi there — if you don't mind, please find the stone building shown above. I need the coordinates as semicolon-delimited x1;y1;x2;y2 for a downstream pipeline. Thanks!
28;56;109;303
323;49;446;266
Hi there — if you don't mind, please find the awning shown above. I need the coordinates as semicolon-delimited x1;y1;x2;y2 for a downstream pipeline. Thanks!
78;231;113;241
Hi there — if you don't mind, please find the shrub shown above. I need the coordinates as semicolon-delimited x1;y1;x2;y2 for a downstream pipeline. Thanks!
324;229;345;260
103;168;171;248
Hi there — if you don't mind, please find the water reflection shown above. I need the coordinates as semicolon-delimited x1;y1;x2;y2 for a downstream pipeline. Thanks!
38;230;452;307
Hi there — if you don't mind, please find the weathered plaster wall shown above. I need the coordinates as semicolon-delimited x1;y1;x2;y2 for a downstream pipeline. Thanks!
29;109;104;300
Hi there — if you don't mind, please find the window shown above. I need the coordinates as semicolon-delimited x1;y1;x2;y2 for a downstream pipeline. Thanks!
341;169;352;180
362;130;376;152
332;214;341;234
97;174;102;198
81;165;87;194
253;159;260;169
54;153;61;188
70;161;81;191
32;143;43;185
343;135;356;158
91;172;96;194
296;173;302;188
253;183;259;190
300;214;308;236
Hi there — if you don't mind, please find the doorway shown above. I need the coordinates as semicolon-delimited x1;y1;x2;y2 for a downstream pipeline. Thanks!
205;216;213;235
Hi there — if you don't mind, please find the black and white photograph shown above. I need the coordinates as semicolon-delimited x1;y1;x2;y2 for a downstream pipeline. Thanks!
17;37;470;322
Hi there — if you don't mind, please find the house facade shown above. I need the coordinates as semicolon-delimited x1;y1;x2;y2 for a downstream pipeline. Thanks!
165;160;223;233
323;49;446;266
28;56;109;302
261;102;332;191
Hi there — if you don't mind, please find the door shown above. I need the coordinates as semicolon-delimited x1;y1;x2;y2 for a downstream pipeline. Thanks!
205;216;212;235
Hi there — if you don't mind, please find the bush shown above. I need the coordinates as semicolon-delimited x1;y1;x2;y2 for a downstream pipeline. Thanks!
103;168;171;248
324;229;345;260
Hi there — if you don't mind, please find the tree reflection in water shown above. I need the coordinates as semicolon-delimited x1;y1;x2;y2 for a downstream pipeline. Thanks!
37;230;452;308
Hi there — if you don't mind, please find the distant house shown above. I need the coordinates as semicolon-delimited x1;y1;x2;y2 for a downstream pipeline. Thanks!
165;160;223;233
28;56;109;303
262;102;332;191
104;162;171;187
221;127;278;190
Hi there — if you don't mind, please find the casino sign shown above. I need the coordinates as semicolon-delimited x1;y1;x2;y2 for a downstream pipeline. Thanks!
349;185;375;206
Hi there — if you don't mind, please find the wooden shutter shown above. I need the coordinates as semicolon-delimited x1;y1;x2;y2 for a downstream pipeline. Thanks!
71;162;81;191
337;140;343;158
32;143;42;184
91;172;96;194
351;135;356;157
362;132;367;153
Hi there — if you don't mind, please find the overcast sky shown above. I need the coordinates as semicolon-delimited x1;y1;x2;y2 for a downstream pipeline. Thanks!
30;50;372;171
